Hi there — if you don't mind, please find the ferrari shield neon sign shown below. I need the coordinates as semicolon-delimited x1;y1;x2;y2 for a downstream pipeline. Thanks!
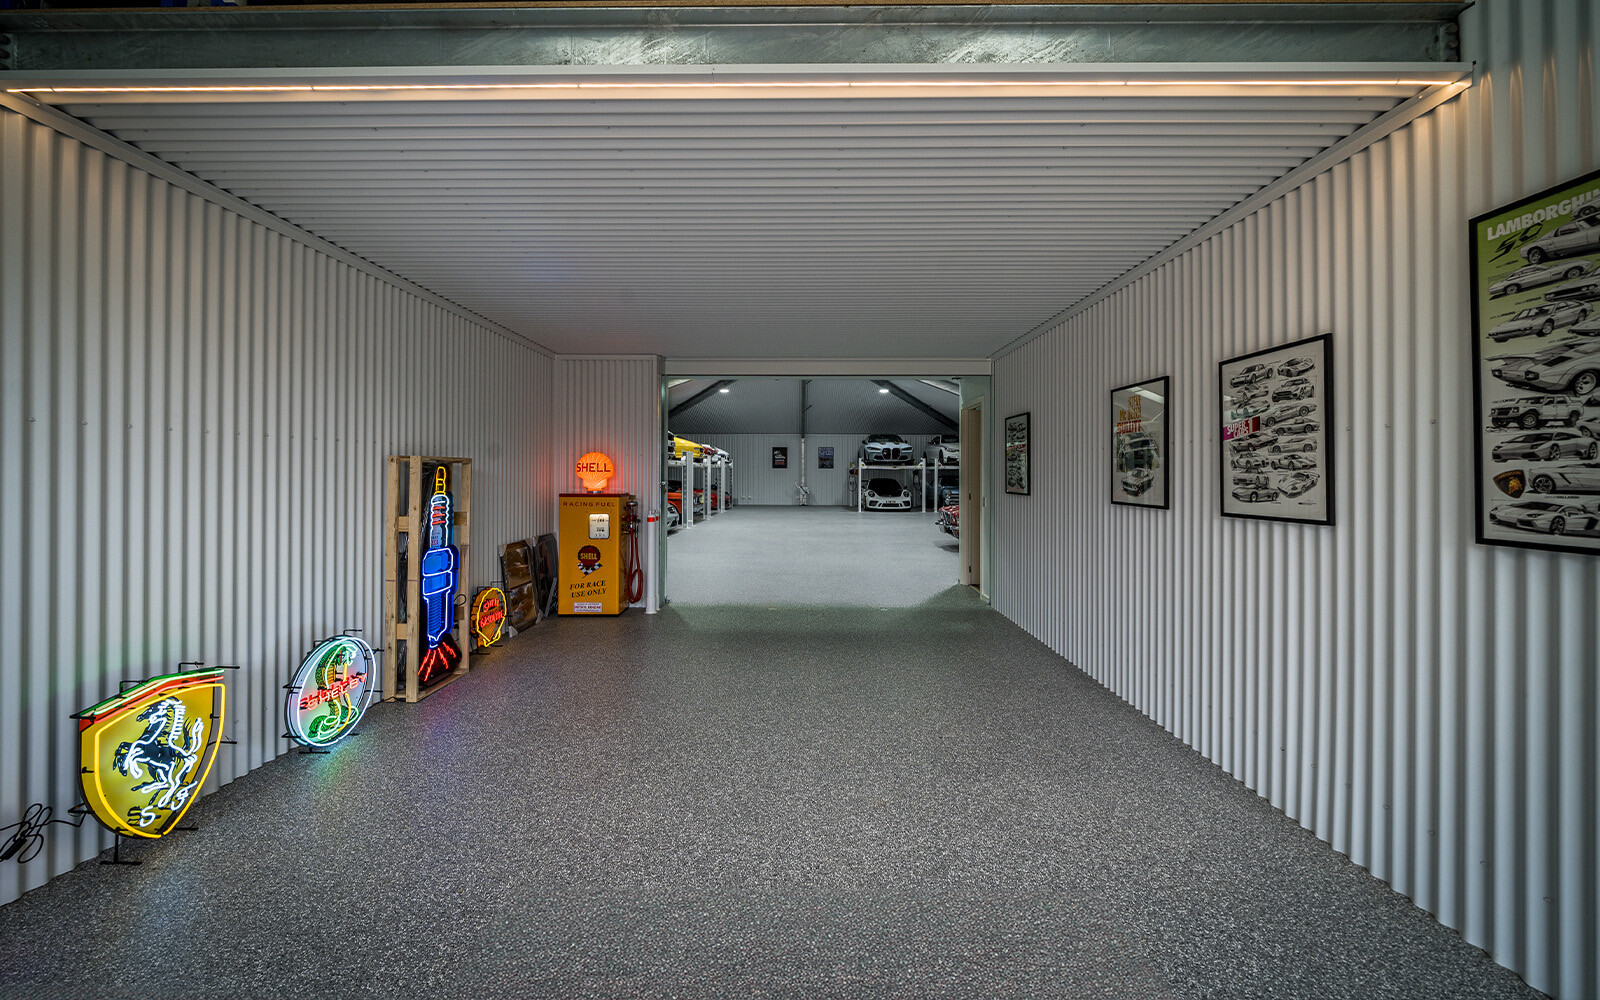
285;636;375;748
76;669;226;839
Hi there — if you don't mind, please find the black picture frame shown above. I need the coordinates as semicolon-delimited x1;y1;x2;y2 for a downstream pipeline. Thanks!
1110;376;1171;510
1004;412;1030;495
817;446;834;469
1468;167;1600;557
772;446;788;469
1218;333;1335;525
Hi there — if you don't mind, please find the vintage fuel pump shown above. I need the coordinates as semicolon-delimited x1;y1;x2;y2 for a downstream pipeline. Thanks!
558;451;642;615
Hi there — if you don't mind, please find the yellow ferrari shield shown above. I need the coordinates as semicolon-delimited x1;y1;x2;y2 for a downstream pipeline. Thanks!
76;669;226;839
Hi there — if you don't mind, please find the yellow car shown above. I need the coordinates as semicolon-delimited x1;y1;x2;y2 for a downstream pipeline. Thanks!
671;435;706;460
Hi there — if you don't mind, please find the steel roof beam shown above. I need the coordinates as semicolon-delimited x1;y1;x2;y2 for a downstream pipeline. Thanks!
872;381;958;431
669;380;738;420
0;4;1461;75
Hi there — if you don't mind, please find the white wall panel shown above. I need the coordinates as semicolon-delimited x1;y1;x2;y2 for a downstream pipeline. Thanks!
691;433;947;506
0;105;554;907
554;356;662;601
990;3;1598;996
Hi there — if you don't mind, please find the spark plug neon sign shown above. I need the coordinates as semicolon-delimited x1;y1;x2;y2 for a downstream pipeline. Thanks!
418;466;462;684
285;636;375;748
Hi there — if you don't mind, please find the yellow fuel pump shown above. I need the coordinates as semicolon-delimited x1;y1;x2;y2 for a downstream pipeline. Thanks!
558;451;640;615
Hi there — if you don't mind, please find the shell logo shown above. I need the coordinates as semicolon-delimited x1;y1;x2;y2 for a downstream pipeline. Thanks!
575;451;616;492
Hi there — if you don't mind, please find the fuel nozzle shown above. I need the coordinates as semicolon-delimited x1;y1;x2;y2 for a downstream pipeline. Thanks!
621;498;641;533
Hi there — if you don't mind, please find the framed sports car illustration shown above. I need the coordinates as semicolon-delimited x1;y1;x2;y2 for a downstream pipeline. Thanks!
1004;412;1030;495
1469;167;1600;556
1111;376;1170;509
1218;333;1334;525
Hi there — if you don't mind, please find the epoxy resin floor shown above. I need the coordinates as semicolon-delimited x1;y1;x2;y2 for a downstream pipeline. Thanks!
0;516;1539;998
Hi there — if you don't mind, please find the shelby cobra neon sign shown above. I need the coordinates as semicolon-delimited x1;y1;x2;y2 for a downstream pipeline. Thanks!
285;635;375;748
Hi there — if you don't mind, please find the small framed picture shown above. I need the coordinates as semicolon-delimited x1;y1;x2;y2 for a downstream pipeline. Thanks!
1110;376;1170;509
1004;412;1030;495
772;446;788;469
1218;333;1334;525
817;446;834;470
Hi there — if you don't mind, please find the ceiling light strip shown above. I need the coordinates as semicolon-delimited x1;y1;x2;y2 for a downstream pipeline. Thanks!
8;77;1462;97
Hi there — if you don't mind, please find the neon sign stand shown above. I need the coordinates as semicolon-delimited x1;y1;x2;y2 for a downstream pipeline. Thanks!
69;660;238;865
283;631;377;752
383;455;473;703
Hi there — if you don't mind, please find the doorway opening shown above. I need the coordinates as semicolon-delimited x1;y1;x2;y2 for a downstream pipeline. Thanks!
659;376;977;608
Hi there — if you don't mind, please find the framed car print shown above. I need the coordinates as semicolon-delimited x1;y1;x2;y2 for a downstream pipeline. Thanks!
1469;168;1600;556
1218;333;1334;525
1111;376;1170;509
1004;412;1030;495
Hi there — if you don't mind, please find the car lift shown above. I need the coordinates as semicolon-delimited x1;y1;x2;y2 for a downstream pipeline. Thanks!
666;452;733;531
856;458;928;514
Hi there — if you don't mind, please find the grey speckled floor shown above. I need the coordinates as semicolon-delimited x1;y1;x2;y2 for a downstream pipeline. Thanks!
0;593;1541;998
667;506;959;607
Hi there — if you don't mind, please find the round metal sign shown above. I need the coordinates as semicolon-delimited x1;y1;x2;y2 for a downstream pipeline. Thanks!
285;636;375;748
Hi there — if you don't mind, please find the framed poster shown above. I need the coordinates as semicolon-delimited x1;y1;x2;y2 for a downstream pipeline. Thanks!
772;446;788;469
1110;376;1170;509
1469;168;1600;556
1218;333;1334;525
1004;412;1030;495
817;446;834;469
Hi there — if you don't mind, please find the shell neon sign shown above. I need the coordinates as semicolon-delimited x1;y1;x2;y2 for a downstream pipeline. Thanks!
575;452;616;492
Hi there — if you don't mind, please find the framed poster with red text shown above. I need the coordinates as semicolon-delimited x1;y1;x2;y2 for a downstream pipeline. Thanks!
1218;333;1333;525
1110;376;1170;509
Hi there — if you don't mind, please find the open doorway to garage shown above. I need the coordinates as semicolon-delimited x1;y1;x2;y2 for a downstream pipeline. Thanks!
662;377;970;606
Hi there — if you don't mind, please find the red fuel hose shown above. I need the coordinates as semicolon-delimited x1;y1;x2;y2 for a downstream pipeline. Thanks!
625;526;644;604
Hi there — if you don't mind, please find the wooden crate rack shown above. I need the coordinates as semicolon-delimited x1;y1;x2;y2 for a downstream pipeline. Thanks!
384;455;473;703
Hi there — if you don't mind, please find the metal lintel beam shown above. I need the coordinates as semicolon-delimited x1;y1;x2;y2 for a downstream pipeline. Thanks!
872;380;958;431
0;4;1462;74
669;379;736;420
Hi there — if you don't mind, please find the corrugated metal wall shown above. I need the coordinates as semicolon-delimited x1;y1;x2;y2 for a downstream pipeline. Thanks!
989;2;1598;996
691;433;949;506
0;105;555;907
554;356;662;602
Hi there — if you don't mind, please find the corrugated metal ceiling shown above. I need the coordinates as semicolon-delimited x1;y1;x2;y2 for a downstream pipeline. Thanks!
669;378;959;436
25;82;1440;359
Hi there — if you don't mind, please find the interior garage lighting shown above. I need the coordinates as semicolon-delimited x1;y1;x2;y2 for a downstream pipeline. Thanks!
6;78;1464;97
719;387;730;393
879;388;891;394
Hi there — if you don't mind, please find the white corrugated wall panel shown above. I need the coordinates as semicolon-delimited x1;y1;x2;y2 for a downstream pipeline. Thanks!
554;356;662;603
990;3;1598;996
0;105;555;908
692;433;942;506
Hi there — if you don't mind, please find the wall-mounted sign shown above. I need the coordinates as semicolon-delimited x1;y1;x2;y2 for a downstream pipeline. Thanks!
76;669;226;839
575;452;616;492
285;636;374;748
772;446;788;469
419;465;463;684
471;587;506;647
817;446;834;470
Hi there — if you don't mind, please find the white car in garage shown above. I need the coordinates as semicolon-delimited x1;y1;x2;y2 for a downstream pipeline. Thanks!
925;434;959;465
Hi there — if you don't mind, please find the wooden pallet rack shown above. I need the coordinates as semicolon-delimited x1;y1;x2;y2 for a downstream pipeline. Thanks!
384;455;472;703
